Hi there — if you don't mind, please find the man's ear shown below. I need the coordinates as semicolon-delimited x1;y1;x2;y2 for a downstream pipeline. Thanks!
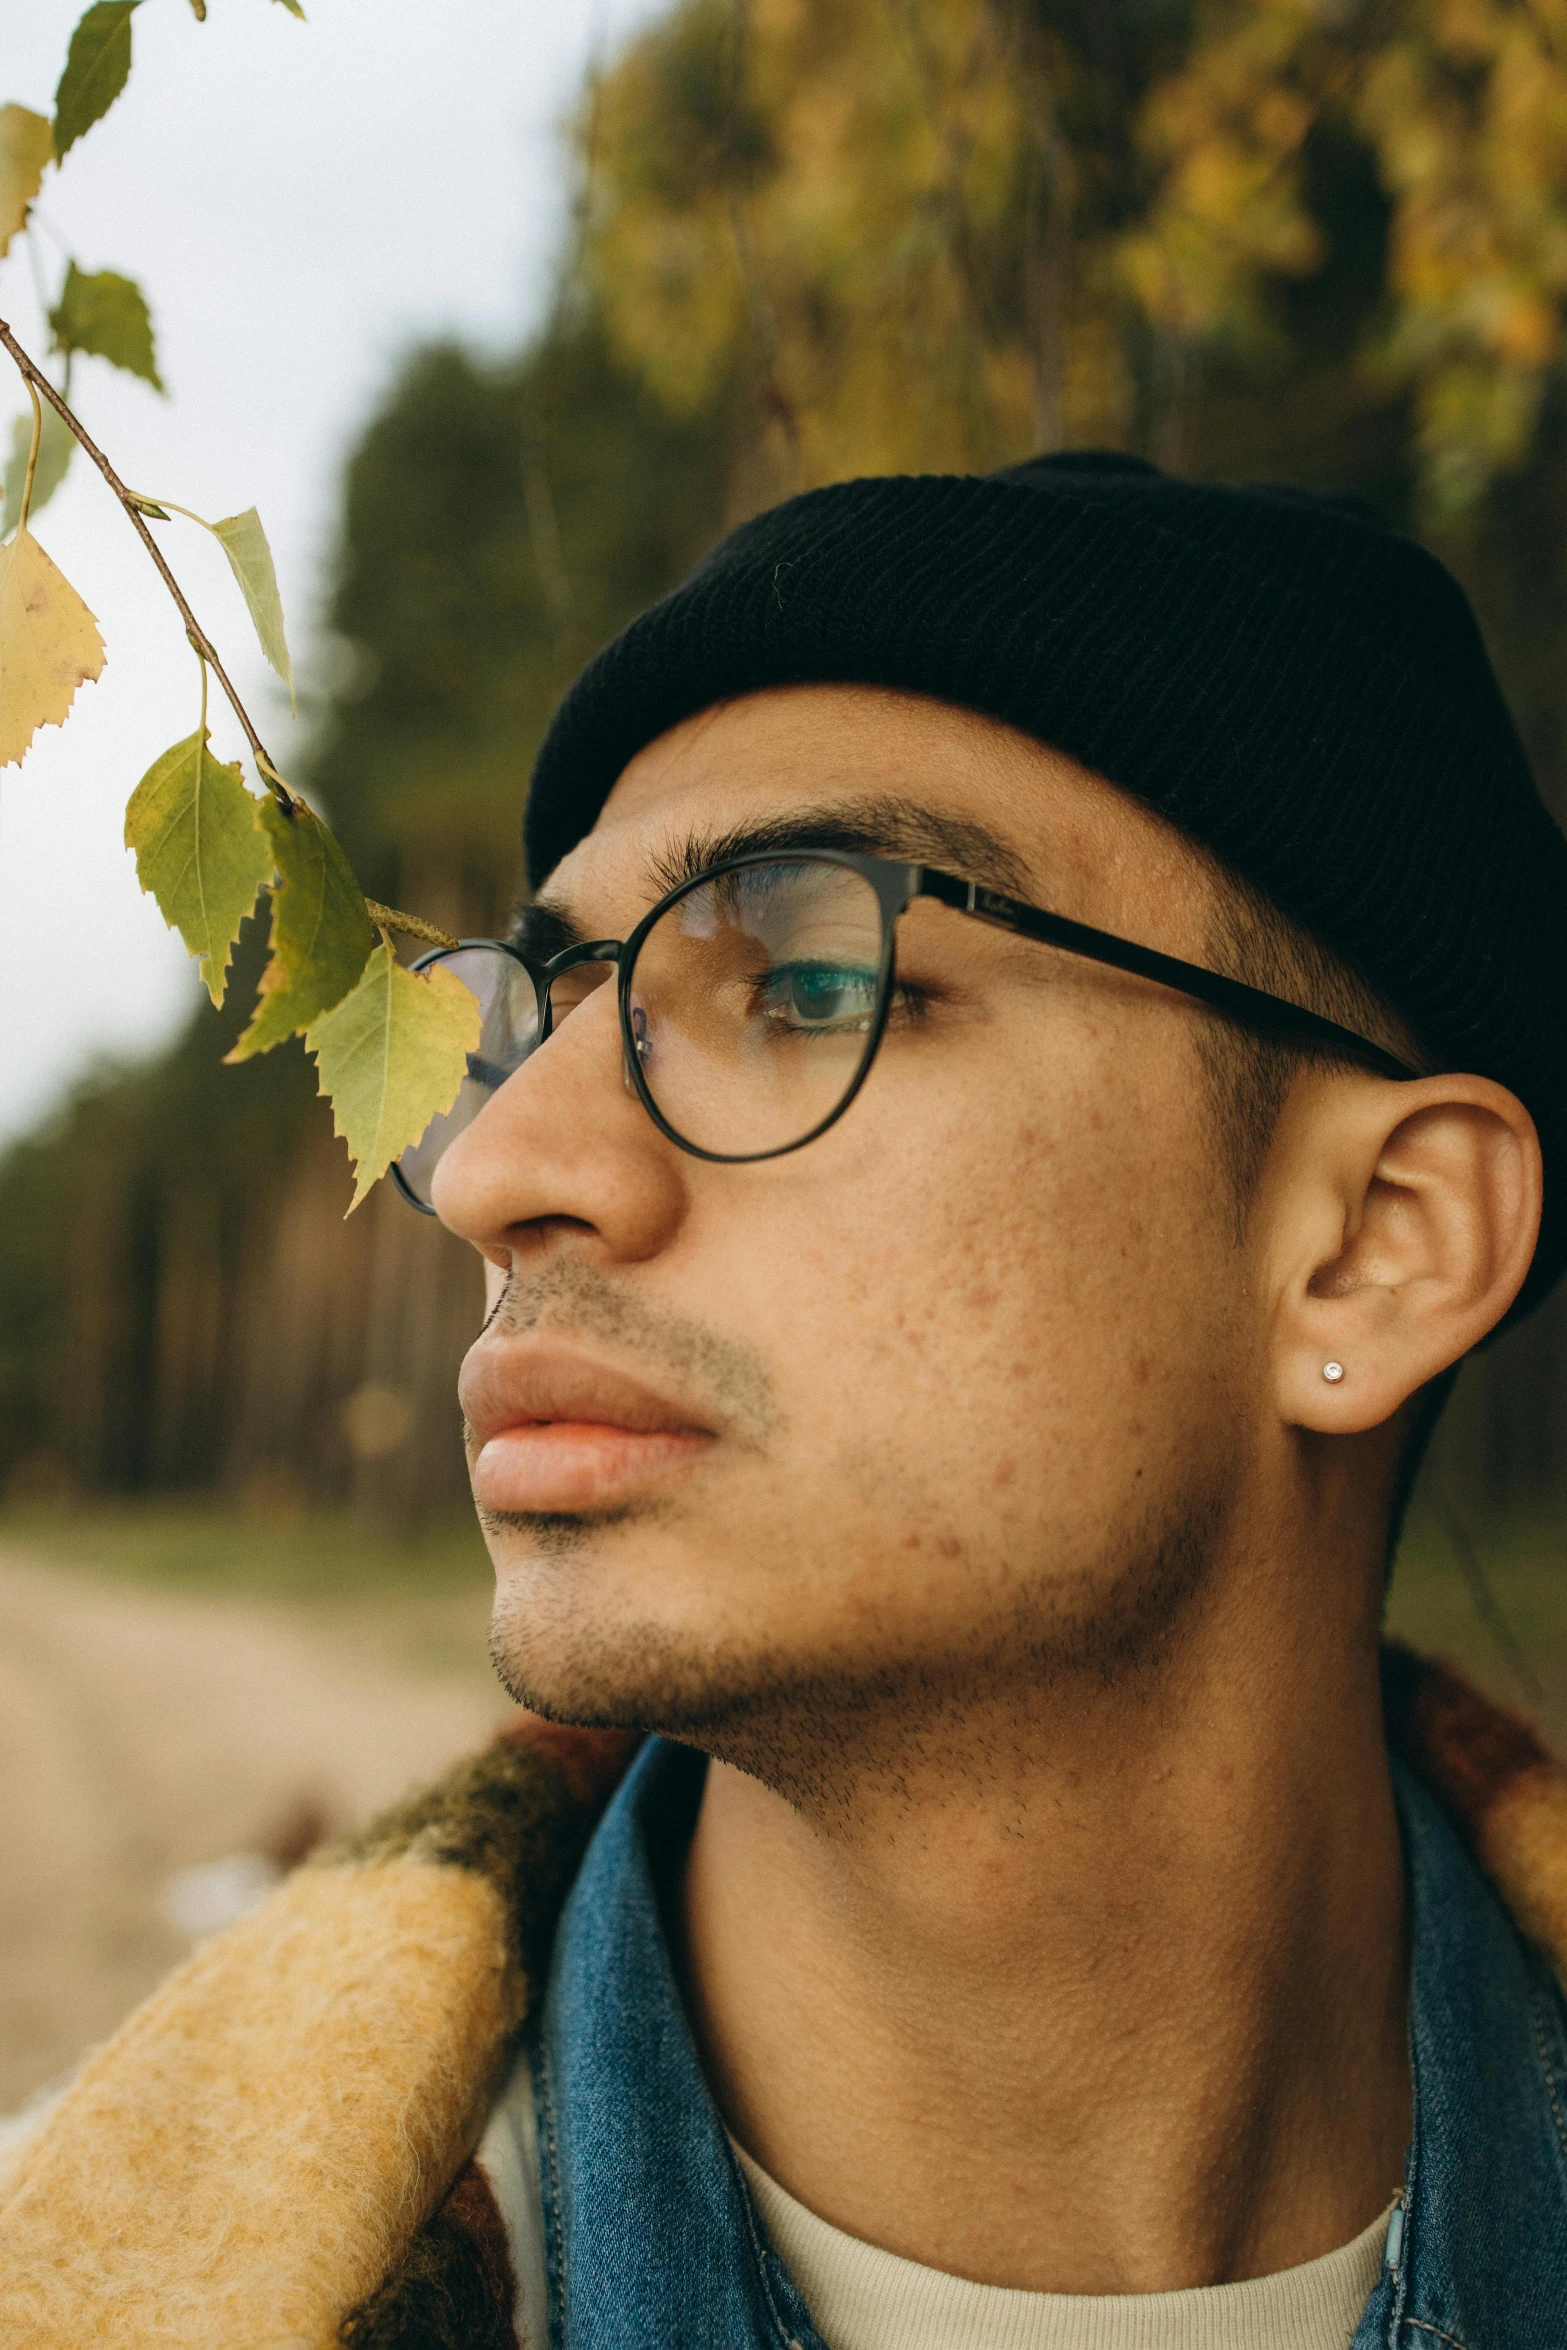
1267;1072;1542;1434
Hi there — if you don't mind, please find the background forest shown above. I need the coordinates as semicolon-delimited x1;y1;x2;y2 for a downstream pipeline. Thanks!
6;0;1567;1536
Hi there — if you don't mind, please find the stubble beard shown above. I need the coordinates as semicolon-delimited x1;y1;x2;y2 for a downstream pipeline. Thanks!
482;1479;1230;1826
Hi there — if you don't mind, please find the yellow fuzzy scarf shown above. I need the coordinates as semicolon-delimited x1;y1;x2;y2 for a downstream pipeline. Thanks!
0;1659;1563;2348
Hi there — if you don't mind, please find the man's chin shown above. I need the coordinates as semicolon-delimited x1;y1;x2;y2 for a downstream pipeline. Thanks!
486;1570;963;1825
487;1583;743;1732
479;1499;784;1711
486;1624;661;1731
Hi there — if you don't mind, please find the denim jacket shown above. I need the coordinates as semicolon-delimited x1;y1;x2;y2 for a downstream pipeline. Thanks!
533;1738;1567;2350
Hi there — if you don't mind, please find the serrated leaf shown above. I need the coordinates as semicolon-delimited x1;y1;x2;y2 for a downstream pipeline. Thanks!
212;507;294;708
0;527;104;768
54;2;140;164
124;728;272;1006
306;945;481;1212
0;107;53;257
2;406;73;537
50;263;162;391
227;799;374;1061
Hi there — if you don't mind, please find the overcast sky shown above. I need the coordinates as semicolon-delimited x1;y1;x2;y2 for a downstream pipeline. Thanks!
0;0;666;1142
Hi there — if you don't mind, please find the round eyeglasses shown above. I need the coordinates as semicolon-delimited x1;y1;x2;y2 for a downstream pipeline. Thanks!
391;848;1417;1213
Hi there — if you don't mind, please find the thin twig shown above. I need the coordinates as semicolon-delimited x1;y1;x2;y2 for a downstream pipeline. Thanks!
365;900;460;951
18;379;42;534
0;316;298;813
1;318;461;960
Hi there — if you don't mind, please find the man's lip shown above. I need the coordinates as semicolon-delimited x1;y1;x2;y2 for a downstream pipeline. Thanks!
470;1423;710;1515
458;1338;716;1451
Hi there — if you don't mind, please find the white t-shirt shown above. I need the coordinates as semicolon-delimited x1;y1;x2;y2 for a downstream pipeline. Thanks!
477;2051;1392;2350
733;2141;1390;2350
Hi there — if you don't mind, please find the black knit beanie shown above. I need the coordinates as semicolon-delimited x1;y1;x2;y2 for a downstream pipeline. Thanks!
526;451;1567;1320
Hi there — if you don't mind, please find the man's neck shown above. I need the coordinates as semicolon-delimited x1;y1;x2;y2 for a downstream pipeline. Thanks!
675;1565;1410;2295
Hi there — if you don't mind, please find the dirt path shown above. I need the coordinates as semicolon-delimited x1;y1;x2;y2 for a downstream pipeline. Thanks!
0;1551;511;2110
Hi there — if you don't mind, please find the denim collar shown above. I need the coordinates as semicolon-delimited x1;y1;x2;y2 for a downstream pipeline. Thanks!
535;1739;825;2349
536;1738;1567;2349
1360;1759;1567;2348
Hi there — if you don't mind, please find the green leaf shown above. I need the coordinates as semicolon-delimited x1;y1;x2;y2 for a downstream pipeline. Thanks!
0;526;105;769
49;263;162;391
306;944;481;1211
2;405;73;537
212;507;294;708
0;106;53;257
124;729;273;1005
272;0;307;16
227;799;374;1061
54;2;140;164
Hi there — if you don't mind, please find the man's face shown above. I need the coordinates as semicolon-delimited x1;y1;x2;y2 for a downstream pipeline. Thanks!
436;687;1262;1777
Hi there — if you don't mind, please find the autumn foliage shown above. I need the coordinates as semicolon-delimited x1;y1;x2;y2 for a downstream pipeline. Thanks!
580;0;1567;520
0;0;477;1210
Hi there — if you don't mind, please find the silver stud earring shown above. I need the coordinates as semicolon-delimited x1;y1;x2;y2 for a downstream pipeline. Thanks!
1322;1360;1345;1384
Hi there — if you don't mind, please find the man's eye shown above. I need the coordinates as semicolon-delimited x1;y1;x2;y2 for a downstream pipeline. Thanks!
762;962;879;1028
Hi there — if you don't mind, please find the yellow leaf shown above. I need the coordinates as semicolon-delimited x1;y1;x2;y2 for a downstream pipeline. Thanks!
124;729;273;1006
0;106;52;258
306;943;481;1212
226;798;374;1061
211;507;294;709
0;527;105;769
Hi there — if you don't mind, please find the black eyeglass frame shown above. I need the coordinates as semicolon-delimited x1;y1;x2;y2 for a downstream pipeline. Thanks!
392;847;1418;1213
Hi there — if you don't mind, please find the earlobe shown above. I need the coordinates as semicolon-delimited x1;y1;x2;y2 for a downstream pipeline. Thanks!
1272;1074;1542;1436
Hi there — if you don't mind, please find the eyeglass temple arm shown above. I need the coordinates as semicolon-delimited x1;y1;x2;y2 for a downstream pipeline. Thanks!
913;869;1418;1083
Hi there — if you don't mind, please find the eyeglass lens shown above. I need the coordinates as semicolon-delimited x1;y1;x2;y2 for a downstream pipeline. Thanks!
395;945;542;1207
629;857;886;1157
395;857;889;1202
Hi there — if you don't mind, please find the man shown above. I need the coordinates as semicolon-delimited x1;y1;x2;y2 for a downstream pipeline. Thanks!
7;454;1567;2349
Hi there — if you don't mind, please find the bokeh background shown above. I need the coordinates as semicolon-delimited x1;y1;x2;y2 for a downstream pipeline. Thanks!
5;0;1567;2105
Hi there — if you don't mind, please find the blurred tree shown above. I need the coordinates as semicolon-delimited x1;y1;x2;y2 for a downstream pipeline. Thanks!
0;937;318;1502
1132;0;1567;520
585;0;1196;490
312;316;739;916
5;0;1567;1523
585;0;1567;522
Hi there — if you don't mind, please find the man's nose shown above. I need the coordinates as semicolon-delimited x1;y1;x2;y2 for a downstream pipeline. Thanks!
431;984;687;1267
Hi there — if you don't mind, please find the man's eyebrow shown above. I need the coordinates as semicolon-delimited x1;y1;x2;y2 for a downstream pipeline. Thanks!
511;797;1035;952
648;797;1034;900
508;898;584;959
